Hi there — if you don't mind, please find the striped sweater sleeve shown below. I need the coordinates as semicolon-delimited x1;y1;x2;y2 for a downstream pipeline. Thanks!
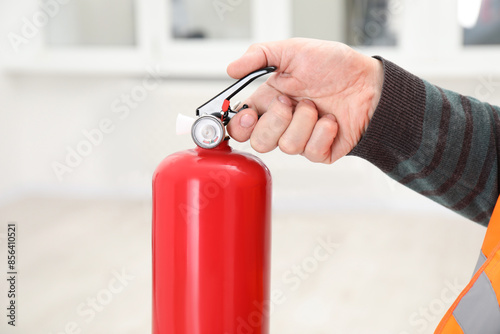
349;57;500;227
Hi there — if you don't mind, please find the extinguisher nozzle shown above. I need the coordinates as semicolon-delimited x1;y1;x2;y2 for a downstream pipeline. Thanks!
176;114;197;135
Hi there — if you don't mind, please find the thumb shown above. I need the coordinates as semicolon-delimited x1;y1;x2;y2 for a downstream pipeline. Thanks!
227;42;283;79
227;108;258;142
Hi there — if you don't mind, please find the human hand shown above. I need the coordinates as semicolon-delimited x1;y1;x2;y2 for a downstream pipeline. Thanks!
226;38;384;164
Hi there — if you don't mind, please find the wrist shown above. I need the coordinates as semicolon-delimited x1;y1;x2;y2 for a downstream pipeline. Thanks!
367;57;384;123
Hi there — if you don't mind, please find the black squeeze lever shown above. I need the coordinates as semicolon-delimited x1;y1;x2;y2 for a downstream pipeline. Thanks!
196;66;276;125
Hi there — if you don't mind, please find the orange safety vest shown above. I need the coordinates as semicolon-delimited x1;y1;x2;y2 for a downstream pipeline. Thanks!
435;199;500;333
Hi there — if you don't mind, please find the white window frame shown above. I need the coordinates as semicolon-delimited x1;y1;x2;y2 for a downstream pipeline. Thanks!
3;0;500;78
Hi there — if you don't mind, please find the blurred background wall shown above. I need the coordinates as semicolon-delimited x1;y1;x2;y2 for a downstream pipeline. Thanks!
3;0;500;212
1;0;500;333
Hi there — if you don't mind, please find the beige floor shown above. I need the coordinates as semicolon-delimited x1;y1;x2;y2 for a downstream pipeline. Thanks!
0;197;486;334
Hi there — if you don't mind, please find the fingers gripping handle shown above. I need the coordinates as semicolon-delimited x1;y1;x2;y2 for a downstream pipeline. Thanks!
196;66;276;117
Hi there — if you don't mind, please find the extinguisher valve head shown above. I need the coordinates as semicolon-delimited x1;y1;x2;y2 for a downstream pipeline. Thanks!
191;115;226;149
192;67;276;148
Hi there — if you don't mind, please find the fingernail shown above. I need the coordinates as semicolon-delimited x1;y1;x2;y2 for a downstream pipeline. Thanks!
240;114;256;128
278;95;292;107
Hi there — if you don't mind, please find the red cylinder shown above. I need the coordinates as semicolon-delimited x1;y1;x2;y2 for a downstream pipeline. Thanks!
152;139;272;334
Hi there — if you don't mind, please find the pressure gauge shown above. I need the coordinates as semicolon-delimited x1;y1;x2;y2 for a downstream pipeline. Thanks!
191;115;225;149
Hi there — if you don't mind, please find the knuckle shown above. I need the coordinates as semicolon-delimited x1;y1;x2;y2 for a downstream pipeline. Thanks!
321;119;337;134
248;43;262;52
247;44;266;58
298;101;319;118
269;107;292;129
318;115;337;132
302;109;318;123
305;147;327;163
250;135;272;153
279;136;302;155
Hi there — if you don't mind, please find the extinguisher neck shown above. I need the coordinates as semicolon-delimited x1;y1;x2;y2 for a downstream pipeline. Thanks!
196;137;232;152
218;138;231;150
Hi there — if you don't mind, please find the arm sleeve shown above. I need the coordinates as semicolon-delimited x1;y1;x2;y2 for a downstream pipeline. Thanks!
349;57;500;226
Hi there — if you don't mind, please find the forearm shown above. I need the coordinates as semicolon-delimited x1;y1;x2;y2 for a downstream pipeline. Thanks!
350;57;500;226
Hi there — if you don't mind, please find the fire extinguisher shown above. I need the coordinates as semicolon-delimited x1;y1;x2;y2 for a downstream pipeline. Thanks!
152;67;275;334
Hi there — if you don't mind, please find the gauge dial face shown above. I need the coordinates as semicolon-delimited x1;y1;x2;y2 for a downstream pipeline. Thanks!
191;115;225;149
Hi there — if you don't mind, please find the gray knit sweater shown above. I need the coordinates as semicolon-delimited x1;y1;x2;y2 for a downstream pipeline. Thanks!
350;57;500;227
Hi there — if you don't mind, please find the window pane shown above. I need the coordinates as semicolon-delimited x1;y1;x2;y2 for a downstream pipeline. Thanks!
292;0;346;42
459;0;500;45
293;0;401;47
171;0;251;39
345;0;400;46
46;0;136;46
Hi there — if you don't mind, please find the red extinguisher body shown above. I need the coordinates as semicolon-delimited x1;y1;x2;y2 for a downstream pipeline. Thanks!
152;140;272;334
